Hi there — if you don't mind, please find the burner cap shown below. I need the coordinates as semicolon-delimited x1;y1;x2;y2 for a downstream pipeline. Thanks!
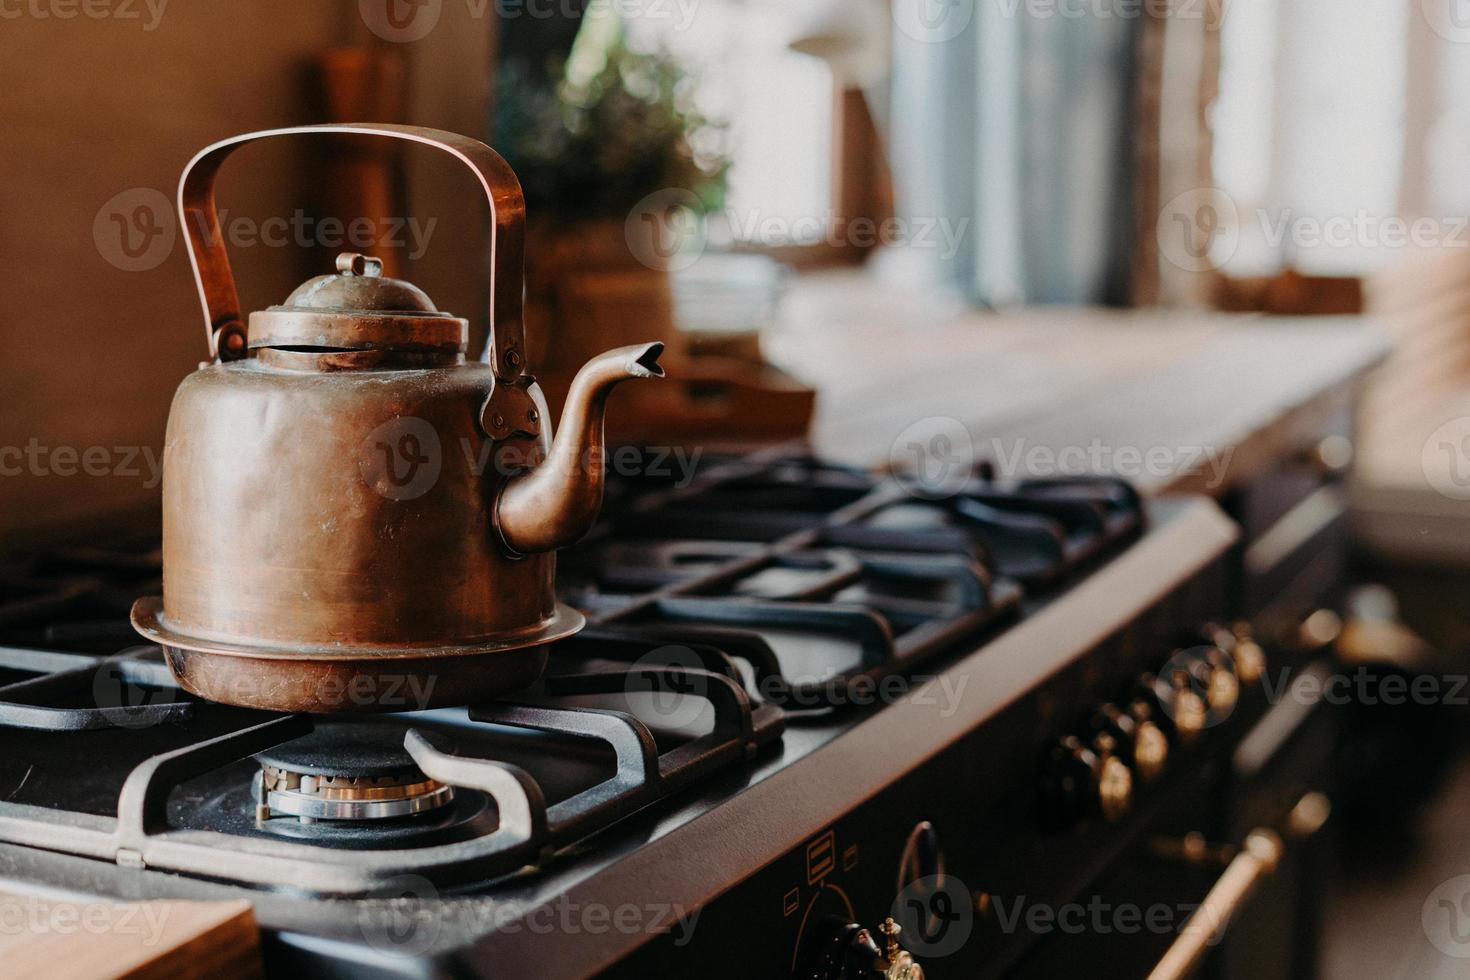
253;722;455;824
254;722;424;780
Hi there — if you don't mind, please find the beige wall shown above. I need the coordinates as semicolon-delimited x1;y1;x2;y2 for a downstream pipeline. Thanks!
0;1;493;541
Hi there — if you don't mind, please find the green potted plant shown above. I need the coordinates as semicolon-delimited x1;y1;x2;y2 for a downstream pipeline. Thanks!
495;18;730;380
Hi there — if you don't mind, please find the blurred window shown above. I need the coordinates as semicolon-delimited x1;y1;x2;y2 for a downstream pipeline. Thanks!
626;4;835;248
1212;0;1408;275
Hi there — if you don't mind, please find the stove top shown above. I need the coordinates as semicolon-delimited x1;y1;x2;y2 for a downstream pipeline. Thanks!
0;451;1212;976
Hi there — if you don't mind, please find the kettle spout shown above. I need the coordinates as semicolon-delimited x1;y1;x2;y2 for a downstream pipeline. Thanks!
496;342;665;554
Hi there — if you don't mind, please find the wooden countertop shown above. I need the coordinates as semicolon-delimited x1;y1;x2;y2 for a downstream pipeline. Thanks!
765;270;1391;496
0;893;259;980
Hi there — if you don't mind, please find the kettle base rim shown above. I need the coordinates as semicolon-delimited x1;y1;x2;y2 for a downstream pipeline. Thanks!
130;597;583;713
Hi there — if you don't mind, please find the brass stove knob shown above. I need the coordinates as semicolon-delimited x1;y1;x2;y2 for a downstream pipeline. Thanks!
1153;644;1235;737
1043;734;1135;828
1171;689;1207;742
1132;719;1169;782
1233;639;1266;685
1231;623;1267;685
804;917;925;980
1206;663;1239;714
1205;621;1267;686
1097;754;1134;822
1136;674;1204;744
1094;703;1169;783
875;919;924;980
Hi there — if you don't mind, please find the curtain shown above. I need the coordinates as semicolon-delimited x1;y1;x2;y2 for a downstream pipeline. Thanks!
887;2;1145;306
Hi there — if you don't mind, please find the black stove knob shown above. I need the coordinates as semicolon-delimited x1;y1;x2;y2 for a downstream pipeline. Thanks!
801;918;882;980
1039;734;1134;830
1037;736;1096;829
801;917;924;980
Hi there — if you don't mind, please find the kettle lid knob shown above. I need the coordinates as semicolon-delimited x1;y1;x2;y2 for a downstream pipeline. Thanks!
336;252;384;278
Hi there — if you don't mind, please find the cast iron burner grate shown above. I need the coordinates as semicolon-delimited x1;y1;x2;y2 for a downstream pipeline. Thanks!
0;453;1141;895
561;456;1140;707
0;645;783;893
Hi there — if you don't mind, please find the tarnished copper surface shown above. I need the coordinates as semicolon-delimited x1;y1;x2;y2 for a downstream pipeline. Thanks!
131;124;662;712
496;341;665;554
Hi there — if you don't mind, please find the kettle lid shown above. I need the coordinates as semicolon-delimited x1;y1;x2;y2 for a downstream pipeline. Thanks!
247;252;468;354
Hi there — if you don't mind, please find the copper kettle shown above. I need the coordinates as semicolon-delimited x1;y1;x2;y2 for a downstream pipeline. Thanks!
131;124;664;713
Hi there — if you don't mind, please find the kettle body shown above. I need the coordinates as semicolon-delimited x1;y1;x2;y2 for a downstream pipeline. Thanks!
131;125;662;712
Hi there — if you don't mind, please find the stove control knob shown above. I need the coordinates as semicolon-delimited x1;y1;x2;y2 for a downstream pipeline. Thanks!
1182;645;1240;715
1226;622;1267;685
1173;689;1208;739
1126;698;1186;771
1093;703;1168;782
1186;633;1257;711
1039;735;1133;828
1163;647;1238;715
1132;719;1169;781
1138;673;1206;743
802;918;924;980
874;919;924;980
1199;620;1270;690
1206;660;1240;714
802;919;882;980
1092;734;1134;822
1039;736;1099;831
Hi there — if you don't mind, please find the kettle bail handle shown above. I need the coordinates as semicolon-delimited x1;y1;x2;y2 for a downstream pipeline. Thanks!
178;124;526;379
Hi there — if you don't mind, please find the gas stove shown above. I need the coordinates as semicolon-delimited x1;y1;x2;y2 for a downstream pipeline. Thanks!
0;451;1276;978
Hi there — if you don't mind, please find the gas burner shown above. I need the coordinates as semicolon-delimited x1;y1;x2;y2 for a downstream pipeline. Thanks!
252;723;454;824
